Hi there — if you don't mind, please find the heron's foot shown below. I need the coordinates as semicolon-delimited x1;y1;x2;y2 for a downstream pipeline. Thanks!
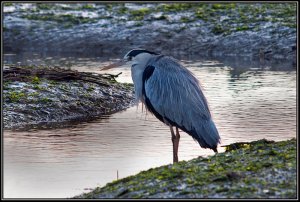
173;154;178;163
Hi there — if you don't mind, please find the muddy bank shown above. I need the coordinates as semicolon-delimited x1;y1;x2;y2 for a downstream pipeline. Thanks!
74;138;296;199
3;3;296;67
3;66;134;130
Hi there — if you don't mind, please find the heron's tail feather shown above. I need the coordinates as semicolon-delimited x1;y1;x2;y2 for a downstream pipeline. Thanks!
188;119;220;152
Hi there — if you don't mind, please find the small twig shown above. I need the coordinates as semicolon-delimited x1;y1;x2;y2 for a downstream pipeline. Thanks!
102;72;123;80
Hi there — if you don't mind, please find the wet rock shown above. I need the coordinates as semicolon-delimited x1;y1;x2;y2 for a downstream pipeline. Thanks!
3;66;135;130
3;3;296;66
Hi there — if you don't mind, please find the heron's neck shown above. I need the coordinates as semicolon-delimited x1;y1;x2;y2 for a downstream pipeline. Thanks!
130;53;154;102
131;65;145;102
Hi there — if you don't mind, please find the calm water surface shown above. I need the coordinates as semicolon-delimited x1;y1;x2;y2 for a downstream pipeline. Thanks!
3;53;296;198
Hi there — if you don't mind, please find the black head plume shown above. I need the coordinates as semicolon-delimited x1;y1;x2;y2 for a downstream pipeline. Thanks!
124;49;159;61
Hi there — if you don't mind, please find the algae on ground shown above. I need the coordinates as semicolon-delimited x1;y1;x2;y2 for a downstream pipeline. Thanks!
74;138;296;199
3;65;135;130
3;3;296;61
10;3;297;31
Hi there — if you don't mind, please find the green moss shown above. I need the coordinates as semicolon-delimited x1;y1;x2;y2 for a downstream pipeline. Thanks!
28;92;39;97
81;4;96;10
131;16;143;21
87;85;95;92
40;97;52;103
211;3;236;10
212;4;227;10
195;8;208;21
22;13;96;26
3;82;11;90
74;138;296;198
105;4;114;11
49;80;58;86
117;6;128;15
158;3;194;12
32;76;41;84
130;8;150;16
122;83;134;90
4;2;13;6
225;142;250;152
36;3;54;10
33;84;47;91
212;24;227;34
7;91;26;102
282;22;297;28
180;16;192;23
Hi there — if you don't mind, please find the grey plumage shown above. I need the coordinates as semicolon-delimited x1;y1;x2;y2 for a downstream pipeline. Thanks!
125;49;220;152
103;49;221;162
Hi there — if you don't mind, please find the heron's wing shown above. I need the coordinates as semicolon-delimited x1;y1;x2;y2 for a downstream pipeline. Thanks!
144;56;220;150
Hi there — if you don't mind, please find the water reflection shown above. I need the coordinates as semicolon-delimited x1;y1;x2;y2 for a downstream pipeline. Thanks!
3;54;296;198
4;51;296;71
4;106;218;198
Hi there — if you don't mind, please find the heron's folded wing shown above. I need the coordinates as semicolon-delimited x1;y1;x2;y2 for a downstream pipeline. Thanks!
144;57;220;149
144;63;210;130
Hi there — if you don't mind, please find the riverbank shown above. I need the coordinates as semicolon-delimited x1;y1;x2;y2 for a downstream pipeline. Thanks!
74;138;297;199
3;3;296;67
3;65;134;130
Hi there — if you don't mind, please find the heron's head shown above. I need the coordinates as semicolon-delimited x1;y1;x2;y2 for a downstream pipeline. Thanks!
101;49;159;71
123;49;159;63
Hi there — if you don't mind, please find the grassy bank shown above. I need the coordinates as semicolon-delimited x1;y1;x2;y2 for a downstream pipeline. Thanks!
3;66;134;130
74;138;296;199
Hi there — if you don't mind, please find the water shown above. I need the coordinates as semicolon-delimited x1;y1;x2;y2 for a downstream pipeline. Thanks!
3;52;297;198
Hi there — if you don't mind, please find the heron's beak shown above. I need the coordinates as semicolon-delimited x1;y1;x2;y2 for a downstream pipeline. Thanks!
100;59;127;71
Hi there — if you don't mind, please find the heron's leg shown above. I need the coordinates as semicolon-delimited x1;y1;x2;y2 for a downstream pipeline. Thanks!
170;126;178;163
174;127;180;161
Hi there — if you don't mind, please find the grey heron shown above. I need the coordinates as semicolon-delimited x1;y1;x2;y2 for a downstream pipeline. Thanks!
102;49;221;163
